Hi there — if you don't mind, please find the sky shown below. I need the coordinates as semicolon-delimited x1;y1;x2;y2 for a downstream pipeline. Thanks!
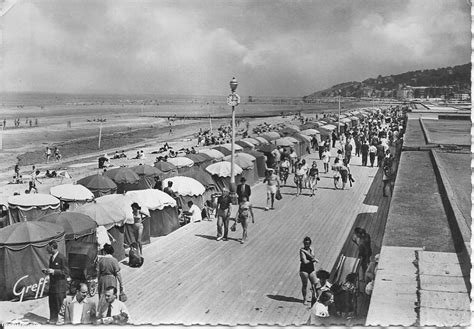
0;0;471;97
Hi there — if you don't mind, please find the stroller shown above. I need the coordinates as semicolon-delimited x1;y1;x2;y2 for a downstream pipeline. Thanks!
330;254;361;317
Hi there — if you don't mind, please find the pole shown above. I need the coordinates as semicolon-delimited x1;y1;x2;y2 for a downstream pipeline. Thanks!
209;114;212;132
338;96;341;135
98;122;102;149
0;124;3;151
230;105;235;185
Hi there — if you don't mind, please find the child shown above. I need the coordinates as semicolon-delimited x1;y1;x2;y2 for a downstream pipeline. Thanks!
128;242;144;268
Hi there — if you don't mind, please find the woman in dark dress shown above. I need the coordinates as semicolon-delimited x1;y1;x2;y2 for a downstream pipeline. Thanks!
299;236;319;305
97;244;124;298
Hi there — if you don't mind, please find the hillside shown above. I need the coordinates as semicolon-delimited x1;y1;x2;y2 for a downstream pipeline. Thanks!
305;63;471;99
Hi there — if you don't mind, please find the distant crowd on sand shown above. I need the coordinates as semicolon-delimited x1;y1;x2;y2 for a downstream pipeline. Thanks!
2;117;39;128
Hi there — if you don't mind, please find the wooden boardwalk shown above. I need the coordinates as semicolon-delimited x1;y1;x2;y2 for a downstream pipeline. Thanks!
120;147;385;325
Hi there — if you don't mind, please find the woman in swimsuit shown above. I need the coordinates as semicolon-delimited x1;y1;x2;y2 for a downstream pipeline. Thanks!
299;236;319;305
131;202;147;253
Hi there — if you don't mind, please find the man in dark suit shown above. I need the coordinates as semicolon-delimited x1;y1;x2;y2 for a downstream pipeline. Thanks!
57;282;96;324
44;241;69;324
236;177;251;203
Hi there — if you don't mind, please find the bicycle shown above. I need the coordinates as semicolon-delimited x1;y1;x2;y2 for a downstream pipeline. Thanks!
333;171;343;189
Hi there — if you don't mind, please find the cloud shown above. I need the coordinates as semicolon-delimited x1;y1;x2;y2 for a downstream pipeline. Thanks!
1;0;470;96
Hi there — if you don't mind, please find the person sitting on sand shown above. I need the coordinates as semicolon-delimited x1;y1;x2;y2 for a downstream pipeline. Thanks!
120;150;127;158
113;151;120;159
134;151;141;159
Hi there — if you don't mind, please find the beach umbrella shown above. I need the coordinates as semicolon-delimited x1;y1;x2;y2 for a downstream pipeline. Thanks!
77;174;117;194
285;123;300;131
279;127;300;136
181;167;217;188
76;202;128;229
38;212;97;240
240;137;261;146
126;189;177;210
163;176;205;196
292;133;311;143
95;194;138;223
261;131;280;141
50;184;94;202
283;136;300;144
219;143;244;152
0;221;64;245
301;129;320;136
275;137;294;147
254;136;269;144
198;148;225;160
212;146;231;156
206;161;243;177
300;122;322;130
154;161;178;172
235;140;254;149
184;153;213;165
104;167;140;184
223;153;255;169
7;194;61;223
131;164;162;177
167;156;194;168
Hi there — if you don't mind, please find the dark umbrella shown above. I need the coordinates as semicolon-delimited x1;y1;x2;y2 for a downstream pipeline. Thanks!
235;140;254;149
77;174;117;192
131;164;162;176
38;212;97;240
256;144;277;153
279;127;300;136
104;167;140;184
184;153;213;165
154;161;177;172
213;146;232;156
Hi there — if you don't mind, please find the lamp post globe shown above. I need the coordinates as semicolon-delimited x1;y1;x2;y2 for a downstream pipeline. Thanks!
230;77;238;93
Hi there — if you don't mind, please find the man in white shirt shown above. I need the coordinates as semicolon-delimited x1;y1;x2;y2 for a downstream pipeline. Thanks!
97;286;129;324
57;282;97;324
183;201;202;223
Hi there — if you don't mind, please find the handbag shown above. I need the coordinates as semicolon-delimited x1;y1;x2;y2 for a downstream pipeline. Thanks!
275;189;282;200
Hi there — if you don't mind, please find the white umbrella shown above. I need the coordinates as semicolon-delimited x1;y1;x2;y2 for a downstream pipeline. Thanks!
76;202;128;229
241;138;261;145
301;129;320;136
167;156;194;168
163;176;205;196
275;138;294;147
50;184;94;202
126;189;177;210
206;161;243;177
8;194;60;208
222;153;255;169
95;194;137;224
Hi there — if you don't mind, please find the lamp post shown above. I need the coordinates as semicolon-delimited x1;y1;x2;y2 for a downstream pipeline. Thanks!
337;95;341;135
227;77;240;191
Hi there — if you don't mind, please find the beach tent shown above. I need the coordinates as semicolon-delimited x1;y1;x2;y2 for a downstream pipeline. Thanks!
8;194;61;224
180;167;219;206
50;184;94;210
241;150;267;177
220;143;244;152
235;140;254;149
291;133;312;154
95;194;151;248
275;137;294;147
131;164;162;177
153;161;179;180
77;174;117;198
223;153;258;186
212;146;231;157
260;131;280;142
282;136;304;156
300;122;322;130
256;144;277;168
240;137;261;146
126;190;179;237
254;136;269;145
206;162;243;192
184;153;214;170
0;222;65;302
75;202;128;261
38;212;97;282
198;148;225;161
350;116;360;127
120;164;163;192
163;176;206;211
104;167;140;193
284;124;301;131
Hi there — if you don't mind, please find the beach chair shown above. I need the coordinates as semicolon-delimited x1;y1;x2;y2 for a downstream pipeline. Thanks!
331;254;361;316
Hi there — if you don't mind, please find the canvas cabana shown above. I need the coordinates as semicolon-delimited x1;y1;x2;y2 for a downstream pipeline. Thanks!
241;150;267;177
95;194;151;248
180;167;219;203
235;140;254;149
38;212;97;282
50;184;94;211
0;222;65;301
76;202;128;261
126;190;179;237
198;148;225;161
153;161;179;180
8;194;60;224
206;162;243;192
163;176;206;211
77;174;117;198
223;153;258;186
